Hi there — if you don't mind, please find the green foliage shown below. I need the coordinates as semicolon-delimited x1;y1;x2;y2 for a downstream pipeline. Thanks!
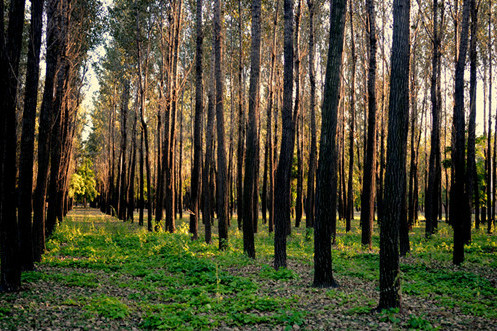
2;211;496;329
406;314;436;330
84;295;130;319
259;264;298;280
69;158;99;204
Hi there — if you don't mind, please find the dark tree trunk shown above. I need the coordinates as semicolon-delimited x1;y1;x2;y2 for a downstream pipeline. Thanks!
294;0;303;229
408;41;418;230
236;0;245;230
127;107;138;222
118;81;130;221
242;0;261;259
465;0;477;244
203;56;216;245
378;0;410;310
451;0;470;265
486;9;492;234
267;0;280;233
139;131;145;226
306;0;317;229
426;0;443;237
18;0;44;271
190;0;203;240
274;0;295;270
214;0;229;250
0;0;26;291
360;0;377;250
313;0;346;288
33;0;61;262
345;0;355;232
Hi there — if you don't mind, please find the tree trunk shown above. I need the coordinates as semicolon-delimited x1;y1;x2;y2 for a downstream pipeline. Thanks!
378;0;410;309
214;0;229;250
486;8;492;234
451;0;470;265
203;55;216;245
236;0;245;230
465;0;477;244
426;0;443;237
294;0;303;229
313;0;346;287
0;0;26;291
139;131;145;226
242;0;261;259
306;0;317;229
18;0;44;271
190;0;204;240
274;0;295;270
360;0;378;250
33;0;61;262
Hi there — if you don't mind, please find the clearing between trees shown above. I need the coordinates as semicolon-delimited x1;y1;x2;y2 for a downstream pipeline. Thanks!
0;208;496;330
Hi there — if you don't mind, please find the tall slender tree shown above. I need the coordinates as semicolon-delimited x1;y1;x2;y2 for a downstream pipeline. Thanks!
306;0;317;229
190;0;204;240
18;0;45;271
0;0;26;291
214;0;229;250
274;0;294;269
465;0;478;244
378;0;410;309
346;0;356;232
451;0;471;265
242;0;262;258
360;0;378;249
313;0;347;288
426;0;443;237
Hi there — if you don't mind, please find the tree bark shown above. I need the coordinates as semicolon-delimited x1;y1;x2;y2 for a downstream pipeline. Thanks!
306;0;317;229
465;0;477;244
214;0;229;250
451;0;470;265
190;0;204;240
274;0;295;269
313;0;346;287
18;0;44;271
0;0;26;291
378;0;410;310
360;0;378;250
242;0;262;258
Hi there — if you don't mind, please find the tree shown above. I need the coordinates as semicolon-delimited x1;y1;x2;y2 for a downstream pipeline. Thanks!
306;0;317;229
18;0;45;271
33;0;61;262
214;0;229;250
0;0;26;291
451;0;471;265
274;0;294;269
190;0;204;240
69;160;99;207
345;0;356;232
465;0;478;244
378;0;410;309
313;0;347;288
360;0;378;249
242;0;262;258
426;0;444;238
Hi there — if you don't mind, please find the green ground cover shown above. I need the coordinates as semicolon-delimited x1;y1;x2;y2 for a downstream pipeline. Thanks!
1;208;496;330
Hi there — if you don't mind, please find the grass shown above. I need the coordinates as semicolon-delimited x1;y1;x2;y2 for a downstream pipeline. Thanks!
1;208;496;330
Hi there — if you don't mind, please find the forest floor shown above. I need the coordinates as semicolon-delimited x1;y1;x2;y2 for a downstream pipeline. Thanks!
1;208;496;330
